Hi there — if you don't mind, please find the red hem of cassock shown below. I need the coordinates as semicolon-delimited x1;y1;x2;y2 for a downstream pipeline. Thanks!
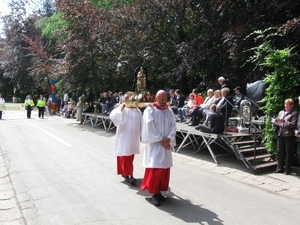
117;155;134;176
141;168;170;194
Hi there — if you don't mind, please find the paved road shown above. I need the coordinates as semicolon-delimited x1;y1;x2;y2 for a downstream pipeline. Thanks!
0;110;300;225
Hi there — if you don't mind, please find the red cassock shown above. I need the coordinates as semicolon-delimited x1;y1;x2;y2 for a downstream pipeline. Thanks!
117;155;135;177
141;168;170;194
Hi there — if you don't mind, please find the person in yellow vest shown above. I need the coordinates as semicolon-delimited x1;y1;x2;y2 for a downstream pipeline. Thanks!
24;95;35;119
37;94;46;119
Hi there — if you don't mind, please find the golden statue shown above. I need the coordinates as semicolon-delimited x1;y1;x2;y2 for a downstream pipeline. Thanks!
136;67;147;91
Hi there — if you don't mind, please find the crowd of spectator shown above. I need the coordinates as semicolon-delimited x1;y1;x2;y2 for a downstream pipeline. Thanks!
56;91;124;124
169;76;246;134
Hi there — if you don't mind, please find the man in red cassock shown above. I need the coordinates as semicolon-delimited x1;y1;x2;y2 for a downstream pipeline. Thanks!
141;90;177;206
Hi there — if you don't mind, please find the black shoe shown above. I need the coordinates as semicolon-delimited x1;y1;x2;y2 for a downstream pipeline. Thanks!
122;175;129;180
128;176;136;185
285;172;290;175
159;192;167;201
296;171;300;176
195;126;200;130
274;169;283;173
188;122;196;126
152;194;161;206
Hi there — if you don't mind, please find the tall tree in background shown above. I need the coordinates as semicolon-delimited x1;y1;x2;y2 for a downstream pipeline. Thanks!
1;0;300;97
1;0;35;97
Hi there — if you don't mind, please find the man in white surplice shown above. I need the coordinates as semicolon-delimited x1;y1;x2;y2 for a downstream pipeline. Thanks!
109;91;143;185
141;90;177;206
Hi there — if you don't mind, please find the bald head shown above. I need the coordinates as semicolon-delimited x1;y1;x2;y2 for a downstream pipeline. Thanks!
155;90;167;108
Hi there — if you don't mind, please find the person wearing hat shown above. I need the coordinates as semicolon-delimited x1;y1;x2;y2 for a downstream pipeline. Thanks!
233;86;244;111
218;76;229;89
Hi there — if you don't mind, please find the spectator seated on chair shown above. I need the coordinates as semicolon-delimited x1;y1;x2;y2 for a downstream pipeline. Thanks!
217;87;234;124
65;101;77;118
178;93;194;123
168;89;177;106
100;92;110;113
190;89;215;125
186;88;208;126
84;102;95;113
195;104;225;134
202;89;221;121
101;92;118;115
60;101;70;117
170;89;186;115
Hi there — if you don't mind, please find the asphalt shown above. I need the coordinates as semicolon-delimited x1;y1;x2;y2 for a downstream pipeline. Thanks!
1;113;300;224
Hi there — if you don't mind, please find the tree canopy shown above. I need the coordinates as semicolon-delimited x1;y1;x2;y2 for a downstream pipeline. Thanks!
0;0;300;97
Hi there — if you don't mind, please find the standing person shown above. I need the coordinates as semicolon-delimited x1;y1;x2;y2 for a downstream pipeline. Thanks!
47;95;52;115
76;96;84;124
56;94;61;114
233;86;244;111
141;90;177;206
24;95;35;119
63;92;69;103
109;91;143;184
0;94;5;119
295;96;300;176
272;98;298;175
217;76;229;89
37;95;46;119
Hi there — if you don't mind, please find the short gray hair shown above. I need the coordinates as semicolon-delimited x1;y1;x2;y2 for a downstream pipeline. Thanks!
124;91;134;99
222;87;230;94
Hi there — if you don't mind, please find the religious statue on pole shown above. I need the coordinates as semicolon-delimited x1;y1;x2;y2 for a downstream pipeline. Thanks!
132;67;150;92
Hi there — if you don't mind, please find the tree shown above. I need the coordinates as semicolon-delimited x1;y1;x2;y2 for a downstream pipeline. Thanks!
246;28;299;155
0;0;35;97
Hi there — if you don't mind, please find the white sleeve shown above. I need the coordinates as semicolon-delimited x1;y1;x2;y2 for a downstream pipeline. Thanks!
109;107;124;126
141;107;163;144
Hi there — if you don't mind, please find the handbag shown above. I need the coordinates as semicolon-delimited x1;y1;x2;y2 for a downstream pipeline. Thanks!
227;127;238;132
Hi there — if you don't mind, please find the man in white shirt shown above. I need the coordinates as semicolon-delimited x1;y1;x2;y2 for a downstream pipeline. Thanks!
0;94;5;119
141;90;177;206
63;92;69;102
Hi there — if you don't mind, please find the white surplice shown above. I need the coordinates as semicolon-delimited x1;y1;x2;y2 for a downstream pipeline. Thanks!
109;106;143;156
141;106;177;168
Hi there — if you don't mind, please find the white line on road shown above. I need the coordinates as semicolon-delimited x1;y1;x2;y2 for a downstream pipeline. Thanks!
26;120;73;147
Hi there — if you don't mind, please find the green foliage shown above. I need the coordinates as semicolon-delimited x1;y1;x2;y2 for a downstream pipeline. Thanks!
247;29;299;155
35;12;68;53
36;13;68;40
92;0;134;9
2;0;300;99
